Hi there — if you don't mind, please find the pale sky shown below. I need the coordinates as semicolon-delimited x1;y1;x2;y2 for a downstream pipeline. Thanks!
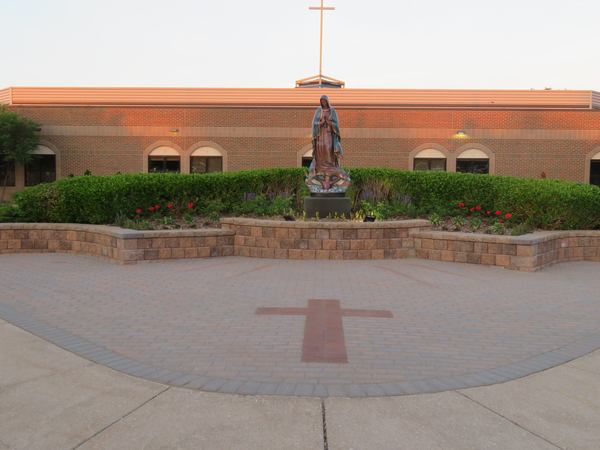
1;0;599;90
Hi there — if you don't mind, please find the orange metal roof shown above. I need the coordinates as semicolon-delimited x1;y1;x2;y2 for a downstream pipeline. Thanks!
1;86;599;109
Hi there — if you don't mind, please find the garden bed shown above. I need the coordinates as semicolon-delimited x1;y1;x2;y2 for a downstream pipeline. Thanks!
7;169;599;232
2;169;598;269
426;202;528;236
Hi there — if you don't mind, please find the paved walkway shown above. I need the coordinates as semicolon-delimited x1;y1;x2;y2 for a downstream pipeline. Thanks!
1;317;599;449
0;254;599;397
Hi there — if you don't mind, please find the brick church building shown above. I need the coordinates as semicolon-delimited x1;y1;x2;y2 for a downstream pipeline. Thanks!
1;86;599;197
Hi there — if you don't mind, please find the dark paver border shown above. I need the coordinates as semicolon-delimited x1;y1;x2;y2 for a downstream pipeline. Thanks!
1;301;599;398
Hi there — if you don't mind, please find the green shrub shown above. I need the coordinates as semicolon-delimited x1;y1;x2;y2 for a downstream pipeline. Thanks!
13;169;306;224
428;212;442;227
359;200;400;220
469;217;483;232
10;168;600;230
0;203;23;222
231;194;293;217
489;221;506;235
451;216;466;229
511;222;534;236
349;169;600;230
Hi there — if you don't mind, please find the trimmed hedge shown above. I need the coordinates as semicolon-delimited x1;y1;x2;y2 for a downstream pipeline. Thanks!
348;169;600;230
11;168;600;230
13;169;306;224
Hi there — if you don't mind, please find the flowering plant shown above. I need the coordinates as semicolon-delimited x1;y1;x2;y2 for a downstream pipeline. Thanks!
133;199;196;218
446;200;517;234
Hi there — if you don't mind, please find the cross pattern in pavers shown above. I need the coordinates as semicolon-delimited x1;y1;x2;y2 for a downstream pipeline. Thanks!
0;253;599;397
257;299;392;363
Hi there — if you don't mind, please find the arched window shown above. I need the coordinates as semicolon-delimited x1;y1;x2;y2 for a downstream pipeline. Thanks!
591;151;600;186
413;149;446;171
25;145;57;186
301;149;313;169
456;149;490;174
190;147;223;174
148;147;180;173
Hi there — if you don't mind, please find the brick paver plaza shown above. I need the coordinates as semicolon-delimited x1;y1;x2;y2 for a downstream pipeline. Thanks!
1;254;599;397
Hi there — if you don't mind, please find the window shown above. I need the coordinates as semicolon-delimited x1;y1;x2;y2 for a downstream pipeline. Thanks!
191;156;222;173
413;149;447;171
26;146;57;186
457;159;489;174
26;155;56;186
190;147;223;173
591;161;600;187
456;149;490;174
148;147;180;173
0;156;15;186
149;157;180;173
414;158;446;171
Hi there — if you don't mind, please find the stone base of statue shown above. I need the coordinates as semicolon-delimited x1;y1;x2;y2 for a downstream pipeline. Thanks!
304;194;351;219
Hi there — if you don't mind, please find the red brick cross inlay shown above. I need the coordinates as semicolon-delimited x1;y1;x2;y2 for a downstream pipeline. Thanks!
256;299;393;363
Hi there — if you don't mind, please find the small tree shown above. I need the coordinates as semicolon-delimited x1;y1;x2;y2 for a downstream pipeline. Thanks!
0;108;40;201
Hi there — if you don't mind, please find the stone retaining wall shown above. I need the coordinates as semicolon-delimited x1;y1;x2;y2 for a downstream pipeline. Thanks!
412;230;600;271
1;222;598;270
0;223;234;264
220;218;431;260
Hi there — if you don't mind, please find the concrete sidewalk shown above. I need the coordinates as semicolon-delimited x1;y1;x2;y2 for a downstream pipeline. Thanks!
1;318;599;450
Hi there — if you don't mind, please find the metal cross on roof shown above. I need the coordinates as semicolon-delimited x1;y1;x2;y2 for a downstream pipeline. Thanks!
309;0;336;78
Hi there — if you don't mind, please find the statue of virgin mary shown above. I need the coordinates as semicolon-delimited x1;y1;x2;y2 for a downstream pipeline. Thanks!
305;95;351;193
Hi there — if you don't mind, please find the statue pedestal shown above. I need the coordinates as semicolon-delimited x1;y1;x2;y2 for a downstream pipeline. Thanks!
304;195;351;219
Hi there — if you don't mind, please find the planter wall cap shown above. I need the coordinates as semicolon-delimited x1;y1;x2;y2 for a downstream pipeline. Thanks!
219;217;431;229
0;223;233;239
132;229;234;238
411;229;600;245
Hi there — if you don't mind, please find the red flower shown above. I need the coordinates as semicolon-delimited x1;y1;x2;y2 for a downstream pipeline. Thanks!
155;204;160;210
148;206;155;213
187;202;194;209
475;205;482;211
458;202;465;208
167;202;174;209
505;213;513;219
495;210;502;216
486;210;492;216
135;208;143;215
469;207;475;213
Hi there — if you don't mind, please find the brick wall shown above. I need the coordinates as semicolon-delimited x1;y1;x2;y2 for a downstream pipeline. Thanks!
5;105;600;192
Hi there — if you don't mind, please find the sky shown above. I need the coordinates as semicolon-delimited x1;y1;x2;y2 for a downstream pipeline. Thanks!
1;0;599;90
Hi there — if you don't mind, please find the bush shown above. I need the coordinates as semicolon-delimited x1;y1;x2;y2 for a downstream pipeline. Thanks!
349;169;600;230
13;169;306;224
9;168;600;230
0;202;25;222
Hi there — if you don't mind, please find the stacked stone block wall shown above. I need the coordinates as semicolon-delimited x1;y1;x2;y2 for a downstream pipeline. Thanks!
220;218;432;260
0;224;234;264
0;222;598;271
411;230;600;271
